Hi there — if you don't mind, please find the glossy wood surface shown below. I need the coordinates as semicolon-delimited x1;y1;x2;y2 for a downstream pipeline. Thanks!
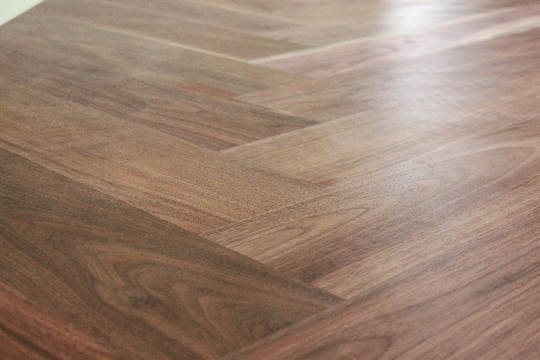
2;0;540;359
0;17;314;150
252;2;540;76
210;118;540;289
0;284;121;360
0;149;340;360
38;0;305;60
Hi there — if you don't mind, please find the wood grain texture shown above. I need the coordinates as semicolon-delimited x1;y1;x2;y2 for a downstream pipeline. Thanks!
198;0;540;47
0;17;314;150
208;117;540;287
99;0;301;34
3;14;306;96
224;176;540;359
3;0;540;358
197;0;538;24
254;2;540;77
0;79;325;233
0;148;341;360
231;28;540;187
228;81;540;186
0;284;121;360
227;232;540;359
35;0;305;60
241;26;540;123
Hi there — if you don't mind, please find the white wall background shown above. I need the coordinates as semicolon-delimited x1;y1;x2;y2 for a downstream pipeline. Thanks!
0;0;44;26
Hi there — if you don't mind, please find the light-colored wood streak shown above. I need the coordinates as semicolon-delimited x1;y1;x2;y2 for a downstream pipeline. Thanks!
254;2;540;77
240;27;540;122
201;0;538;24
100;0;299;34
0;79;325;233
35;0;305;60
208;119;540;286
203;0;540;47
227;83;540;186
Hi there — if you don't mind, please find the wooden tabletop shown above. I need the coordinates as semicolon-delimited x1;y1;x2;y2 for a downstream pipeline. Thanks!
1;0;540;359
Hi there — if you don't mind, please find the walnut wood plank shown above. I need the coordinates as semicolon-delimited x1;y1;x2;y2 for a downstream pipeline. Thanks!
0;284;121;360
35;0;304;60
224;176;540;359
241;27;540;122
207;118;540;286
202;0;540;47
2;13;306;95
0;79;325;233
228;81;540;186
201;0;538;23
0;148;341;360
231;29;540;187
316;170;540;298
254;2;540;78
100;0;300;34
0;17;315;150
3;0;540;358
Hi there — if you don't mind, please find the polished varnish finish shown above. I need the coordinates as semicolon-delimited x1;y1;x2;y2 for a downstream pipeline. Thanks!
1;0;540;359
0;149;340;360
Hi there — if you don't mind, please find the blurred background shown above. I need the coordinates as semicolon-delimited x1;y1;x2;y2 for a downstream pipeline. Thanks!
0;0;43;26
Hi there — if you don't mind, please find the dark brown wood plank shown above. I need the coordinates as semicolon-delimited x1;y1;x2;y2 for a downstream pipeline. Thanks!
3;0;540;358
34;0;304;60
224;176;540;359
0;148;341;360
3;8;306;95
0;284;121;360
228;80;540;186
0;78;325;233
207;117;540;287
0;17;315;151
